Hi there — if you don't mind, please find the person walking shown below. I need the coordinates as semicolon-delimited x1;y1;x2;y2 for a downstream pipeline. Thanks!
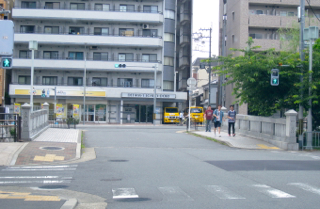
179;111;184;126
213;105;224;137
227;105;236;137
204;105;214;132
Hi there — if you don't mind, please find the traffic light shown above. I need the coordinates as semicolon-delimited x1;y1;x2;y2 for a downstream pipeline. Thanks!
271;68;279;86
114;64;126;68
1;57;12;69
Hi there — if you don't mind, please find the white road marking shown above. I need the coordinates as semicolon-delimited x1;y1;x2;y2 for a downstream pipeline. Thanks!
2;168;76;171
0;180;71;184
0;176;72;179
289;183;320;195
6;165;77;169
158;186;193;201
252;184;295;198
112;188;139;199
205;185;245;199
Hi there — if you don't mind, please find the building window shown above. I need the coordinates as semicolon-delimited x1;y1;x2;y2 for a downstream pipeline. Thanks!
94;27;109;36
118;78;133;87
249;33;263;39
232;35;234;43
43;51;58;59
232;12;235;20
118;53;134;62
70;3;85;10
141;79;154;88
142;29;157;37
20;25;35;33
164;33;174;42
42;76;57;85
45;2;60;9
93;52;108;61
94;4;109;11
44;26;59;34
68;77;83;86
19;50;31;59
288;11;295;16
69;27;84;35
142;54;157;62
21;1;36;9
143;5;158;13
280;11;287;16
18;76;31;85
164;57;174;66
164;10;175;19
163;81;173;91
256;10;263;15
68;52;83;60
92;77;107;86
119;28;134;36
119;4;134;12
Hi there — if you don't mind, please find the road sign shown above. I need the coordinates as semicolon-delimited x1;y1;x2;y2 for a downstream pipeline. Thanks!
0;20;14;56
187;77;197;87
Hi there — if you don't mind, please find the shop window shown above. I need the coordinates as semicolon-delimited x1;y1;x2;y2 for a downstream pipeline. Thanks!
142;54;157;62
94;4;109;11
44;26;59;34
142;29;157;37
119;28;134;36
141;79;154;88
120;4;134;12
93;52;108;61
94;27;109;36
42;76;57;85
70;3;85;10
68;77;83;86
68;52;83;60
92;77;107;86
45;2;60;9
118;53;133;62
164;33;174;42
18;76;31;85
21;1;36;8
118;78;133;87
19;50;31;59
43;51;58;59
20;25;35;33
143;5;158;13
164;57;174;66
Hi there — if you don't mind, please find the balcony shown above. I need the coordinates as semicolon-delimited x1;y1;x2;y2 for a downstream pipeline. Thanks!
180;12;190;24
12;8;164;24
179;57;189;68
252;39;281;51
180;34;190;46
14;32;163;48
12;57;162;73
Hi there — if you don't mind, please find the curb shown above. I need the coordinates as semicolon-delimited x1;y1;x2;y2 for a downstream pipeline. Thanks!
61;198;77;209
10;143;29;166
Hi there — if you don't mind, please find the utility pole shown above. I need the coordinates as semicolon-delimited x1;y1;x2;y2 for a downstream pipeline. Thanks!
221;14;227;106
153;64;158;126
298;1;305;146
83;44;87;125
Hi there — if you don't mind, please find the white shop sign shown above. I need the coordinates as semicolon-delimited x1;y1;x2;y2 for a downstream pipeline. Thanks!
121;93;176;99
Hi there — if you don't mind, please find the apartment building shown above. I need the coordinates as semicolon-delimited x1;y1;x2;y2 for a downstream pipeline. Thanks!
9;0;192;124
219;0;320;115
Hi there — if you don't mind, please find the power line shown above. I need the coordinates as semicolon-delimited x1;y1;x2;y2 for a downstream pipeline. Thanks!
306;0;320;22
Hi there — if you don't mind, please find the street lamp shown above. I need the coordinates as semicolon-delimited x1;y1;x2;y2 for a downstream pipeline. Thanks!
29;40;38;111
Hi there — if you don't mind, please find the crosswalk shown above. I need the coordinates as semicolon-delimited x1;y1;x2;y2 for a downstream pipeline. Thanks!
0;165;77;185
112;183;320;201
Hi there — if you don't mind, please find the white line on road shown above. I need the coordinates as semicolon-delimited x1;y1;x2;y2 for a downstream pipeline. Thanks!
5;165;78;169
252;184;295;198
205;185;246;199
112;188;139;199
2;168;77;172
0;180;72;184
289;183;320;195
0;176;72;179
158;186;193;201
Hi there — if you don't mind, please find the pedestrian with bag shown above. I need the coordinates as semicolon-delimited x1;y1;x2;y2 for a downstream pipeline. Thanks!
213;105;224;137
227;105;236;137
204;105;214;132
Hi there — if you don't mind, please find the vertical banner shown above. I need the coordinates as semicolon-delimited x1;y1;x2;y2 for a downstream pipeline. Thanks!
14;103;21;115
56;104;67;119
73;104;80;119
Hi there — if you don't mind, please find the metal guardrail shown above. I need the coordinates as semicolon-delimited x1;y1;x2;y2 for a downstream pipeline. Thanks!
0;114;21;142
302;131;320;149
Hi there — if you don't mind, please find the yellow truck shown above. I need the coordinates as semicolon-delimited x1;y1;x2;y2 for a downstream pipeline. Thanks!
184;106;204;123
163;107;179;124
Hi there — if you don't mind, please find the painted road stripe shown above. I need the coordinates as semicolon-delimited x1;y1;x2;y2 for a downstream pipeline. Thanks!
289;183;320;195
6;165;77;169
112;188;139;199
205;185;245;199
252;184;295;198
0;180;71;184
158;186;193;201
0;176;72;179
2;168;76;172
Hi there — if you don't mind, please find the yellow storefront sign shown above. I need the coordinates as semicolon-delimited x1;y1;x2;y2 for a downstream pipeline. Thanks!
73;104;80;119
14;103;21;115
14;89;106;97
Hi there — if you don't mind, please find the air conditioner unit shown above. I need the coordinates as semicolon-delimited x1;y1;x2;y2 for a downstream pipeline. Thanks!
142;24;149;29
90;46;98;50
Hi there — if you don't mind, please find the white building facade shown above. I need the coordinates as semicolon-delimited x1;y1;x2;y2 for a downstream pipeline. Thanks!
9;0;192;124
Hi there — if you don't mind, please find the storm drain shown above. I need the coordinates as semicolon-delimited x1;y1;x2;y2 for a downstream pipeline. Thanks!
40;147;65;151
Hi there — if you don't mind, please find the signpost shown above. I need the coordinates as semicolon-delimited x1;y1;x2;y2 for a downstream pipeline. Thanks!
187;78;197;132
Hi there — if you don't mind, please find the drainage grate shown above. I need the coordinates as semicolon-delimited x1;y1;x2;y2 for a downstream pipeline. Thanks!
40;147;64;151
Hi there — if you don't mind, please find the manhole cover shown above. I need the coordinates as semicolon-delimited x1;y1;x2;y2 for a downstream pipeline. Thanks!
38;185;69;190
109;160;128;162
40;147;65;151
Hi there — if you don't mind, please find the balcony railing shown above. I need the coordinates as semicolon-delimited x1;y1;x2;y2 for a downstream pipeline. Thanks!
14;6;163;14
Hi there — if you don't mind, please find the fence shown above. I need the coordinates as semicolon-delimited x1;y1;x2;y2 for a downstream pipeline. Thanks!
0;114;21;142
49;117;78;129
302;131;320;149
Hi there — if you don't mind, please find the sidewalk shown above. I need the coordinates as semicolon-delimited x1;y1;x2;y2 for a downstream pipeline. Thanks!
0;128;81;166
194;130;281;150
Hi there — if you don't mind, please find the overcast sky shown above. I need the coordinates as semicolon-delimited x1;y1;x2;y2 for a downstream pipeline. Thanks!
192;0;220;61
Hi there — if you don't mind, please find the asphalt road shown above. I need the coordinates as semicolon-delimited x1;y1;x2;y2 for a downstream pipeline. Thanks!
68;126;320;209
